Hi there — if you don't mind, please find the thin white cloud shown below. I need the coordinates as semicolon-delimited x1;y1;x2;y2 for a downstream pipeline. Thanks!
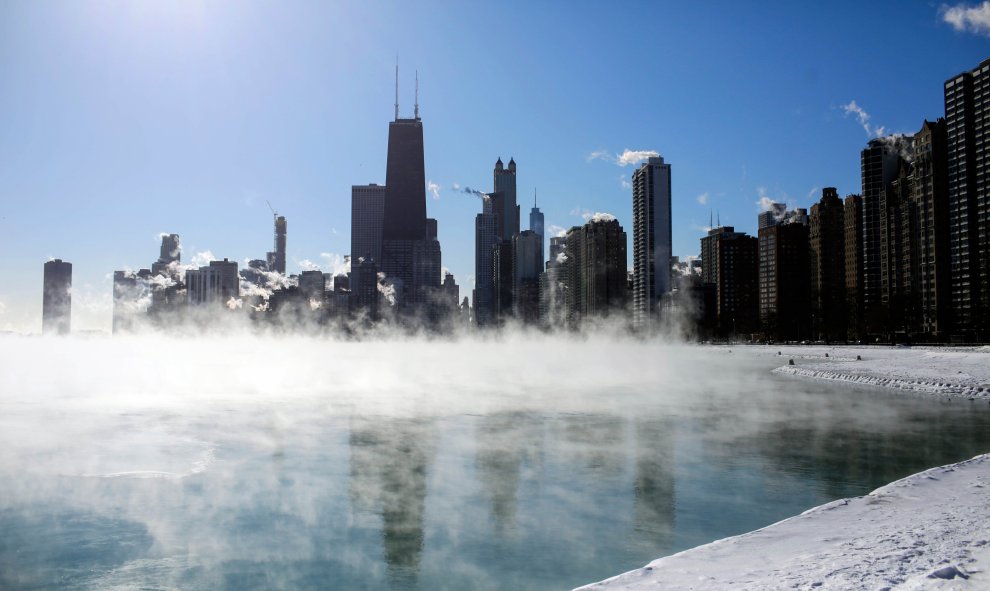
619;175;632;190
842;100;887;138
806;186;820;202
427;180;441;200
942;1;990;36
547;224;568;238
697;192;709;205
586;150;612;163
586;148;661;167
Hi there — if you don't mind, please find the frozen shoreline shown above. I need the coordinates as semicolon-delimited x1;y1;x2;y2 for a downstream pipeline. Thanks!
576;345;990;591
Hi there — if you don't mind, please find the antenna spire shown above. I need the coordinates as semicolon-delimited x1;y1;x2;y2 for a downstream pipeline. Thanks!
534;187;537;207
709;209;713;229
414;70;419;119
394;57;399;121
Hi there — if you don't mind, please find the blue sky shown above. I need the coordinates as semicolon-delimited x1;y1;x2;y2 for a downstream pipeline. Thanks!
1;1;988;332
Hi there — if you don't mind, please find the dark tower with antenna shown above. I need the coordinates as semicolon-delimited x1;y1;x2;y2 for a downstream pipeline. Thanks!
379;64;440;313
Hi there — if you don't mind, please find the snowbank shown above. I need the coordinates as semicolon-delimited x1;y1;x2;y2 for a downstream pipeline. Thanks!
576;346;990;590
576;453;990;590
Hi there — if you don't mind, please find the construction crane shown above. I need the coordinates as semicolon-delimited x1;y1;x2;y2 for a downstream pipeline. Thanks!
266;200;278;221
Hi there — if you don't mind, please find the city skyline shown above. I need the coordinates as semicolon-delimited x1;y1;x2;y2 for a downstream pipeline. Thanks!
2;2;990;332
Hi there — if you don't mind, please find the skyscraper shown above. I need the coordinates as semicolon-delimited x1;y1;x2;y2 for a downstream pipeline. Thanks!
809;188;846;342
563;216;628;323
631;156;672;329
351;183;386;294
378;70;440;314
42;259;72;335
490;158;521;322
844;194;864;341
759;218;809;342
186;259;239;306
266;215;287;275
911;119;951;338
715;233;759;337
861;137;909;336
529;194;544;261
474;199;497;327
944;59;990;340
512;230;543;322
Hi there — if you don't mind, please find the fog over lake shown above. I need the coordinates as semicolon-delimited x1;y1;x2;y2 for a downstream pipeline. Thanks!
2;334;988;590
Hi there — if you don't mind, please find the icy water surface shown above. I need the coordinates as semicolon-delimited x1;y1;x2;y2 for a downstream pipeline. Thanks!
1;336;989;590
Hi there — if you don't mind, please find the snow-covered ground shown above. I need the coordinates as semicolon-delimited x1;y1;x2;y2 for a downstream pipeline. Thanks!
576;345;990;591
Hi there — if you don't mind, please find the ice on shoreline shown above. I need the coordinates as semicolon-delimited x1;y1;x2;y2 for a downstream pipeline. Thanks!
577;345;990;590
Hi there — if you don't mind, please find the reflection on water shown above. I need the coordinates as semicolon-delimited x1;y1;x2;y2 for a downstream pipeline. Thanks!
1;342;989;590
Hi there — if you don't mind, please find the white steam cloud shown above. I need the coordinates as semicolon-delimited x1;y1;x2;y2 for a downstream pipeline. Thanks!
427;180;441;200
697;192;709;205
941;1;990;37
842;100;887;138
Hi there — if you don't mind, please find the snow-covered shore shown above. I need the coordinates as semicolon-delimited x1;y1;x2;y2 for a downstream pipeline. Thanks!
767;345;990;402
576;346;990;591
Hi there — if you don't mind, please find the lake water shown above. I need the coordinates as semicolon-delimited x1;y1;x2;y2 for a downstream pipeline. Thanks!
1;336;989;590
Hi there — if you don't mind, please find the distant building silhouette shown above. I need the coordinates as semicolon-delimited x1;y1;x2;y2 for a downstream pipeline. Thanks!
631;156;672;330
42;259;72;335
149;233;184;318
112;269;151;334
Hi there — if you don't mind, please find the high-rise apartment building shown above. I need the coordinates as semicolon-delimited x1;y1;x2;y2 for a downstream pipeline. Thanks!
911;119;951;338
944;59;990;340
563;216;628;323
758;221;809;341
844;194;864;341
631;156;672;329
42;259;72;335
861;137;908;337
715;233;759;337
809;188;846;341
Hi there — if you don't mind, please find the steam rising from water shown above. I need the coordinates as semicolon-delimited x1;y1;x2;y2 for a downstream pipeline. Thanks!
2;334;989;590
